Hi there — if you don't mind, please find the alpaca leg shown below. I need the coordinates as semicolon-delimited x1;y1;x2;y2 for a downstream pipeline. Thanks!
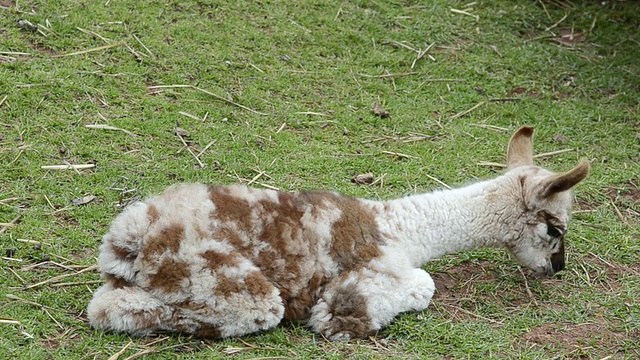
308;267;435;341
87;283;173;337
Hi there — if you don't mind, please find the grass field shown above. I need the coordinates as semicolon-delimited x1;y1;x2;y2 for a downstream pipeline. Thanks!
1;0;639;359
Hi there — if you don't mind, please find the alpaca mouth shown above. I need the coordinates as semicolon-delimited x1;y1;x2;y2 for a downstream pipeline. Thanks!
550;241;565;273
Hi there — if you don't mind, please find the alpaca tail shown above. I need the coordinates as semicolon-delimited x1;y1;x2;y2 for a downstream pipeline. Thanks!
87;284;175;337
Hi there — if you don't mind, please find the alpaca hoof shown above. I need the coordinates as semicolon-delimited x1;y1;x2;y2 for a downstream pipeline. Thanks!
327;331;354;342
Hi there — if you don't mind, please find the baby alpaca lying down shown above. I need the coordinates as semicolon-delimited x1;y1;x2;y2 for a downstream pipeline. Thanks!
87;126;589;340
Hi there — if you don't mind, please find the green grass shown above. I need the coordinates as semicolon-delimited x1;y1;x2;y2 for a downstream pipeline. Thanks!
1;0;639;359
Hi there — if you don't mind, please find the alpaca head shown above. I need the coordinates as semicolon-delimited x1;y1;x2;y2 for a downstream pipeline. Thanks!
502;126;589;277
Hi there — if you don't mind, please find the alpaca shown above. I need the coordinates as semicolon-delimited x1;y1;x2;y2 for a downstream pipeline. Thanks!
87;126;589;340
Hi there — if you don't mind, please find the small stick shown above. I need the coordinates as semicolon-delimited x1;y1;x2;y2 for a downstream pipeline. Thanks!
246;171;266;186
381;150;417;159
175;132;205;168
442;303;503;324
382;39;418;52
609;200;627;224
0;319;21;325
532;148;574;158
132;34;155;58
518;266;539;306
0;95;7;108
295;111;330;117
148;85;268;116
470;123;508;132
449;101;485;121
545;13;569;32
275;123;287;134
22;264;98;290
248;63;264;73
123;349;155;360
411;43;436;69
53;42;124;58
420;78;465;83
108;341;133;360
178;111;202;121
75;27;112;44
358;72;418;79
0;214;22;235
8;268;26;285
450;8;479;21
195;140;216;158
41;164;95;170
424;174;451;189
50;280;103;287
85;123;137;137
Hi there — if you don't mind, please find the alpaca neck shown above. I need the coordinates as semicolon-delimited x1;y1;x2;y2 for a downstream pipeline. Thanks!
375;176;518;267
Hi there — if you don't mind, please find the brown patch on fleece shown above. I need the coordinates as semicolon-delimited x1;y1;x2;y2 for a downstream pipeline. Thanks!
325;283;373;338
214;273;245;297
141;223;184;258
244;271;275;298
208;186;252;234
110;244;136;261
149;258;190;293
284;272;329;321
202;250;238;269
104;273;134;289
147;204;160;223
330;197;383;270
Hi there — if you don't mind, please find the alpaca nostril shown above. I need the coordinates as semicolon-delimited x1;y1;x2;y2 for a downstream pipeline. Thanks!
551;257;564;273
551;251;565;273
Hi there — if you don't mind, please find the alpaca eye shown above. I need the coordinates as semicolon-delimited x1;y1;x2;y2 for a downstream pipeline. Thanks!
546;223;562;238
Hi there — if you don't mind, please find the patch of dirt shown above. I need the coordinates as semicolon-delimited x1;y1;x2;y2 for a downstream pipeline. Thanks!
29;42;58;56
0;0;16;8
520;319;637;359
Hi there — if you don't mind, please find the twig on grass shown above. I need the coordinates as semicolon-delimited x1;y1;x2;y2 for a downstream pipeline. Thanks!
132;34;155;58
295;111;331;117
148;85;268;116
0;214;22;235
533;148;574;158
178;111;203;121
442;303;503;325
381;150;417;159
108;341;133;360
41;164;95;170
449;101;485;121
75;27;112;44
517;266;539;306
609;199;627;224
411;43;435;69
86;123;137;137
53;42;124;58
450;8;479;21
0;95;7;108
22;264;98;290
358;72;418;79
175;131;205;168
424;174;451;190
0;318;21;325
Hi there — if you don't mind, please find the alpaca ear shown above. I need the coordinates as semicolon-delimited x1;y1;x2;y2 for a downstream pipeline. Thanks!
541;159;590;198
507;126;535;170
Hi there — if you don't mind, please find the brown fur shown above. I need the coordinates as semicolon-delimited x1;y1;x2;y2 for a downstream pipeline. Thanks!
149;258;190;293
